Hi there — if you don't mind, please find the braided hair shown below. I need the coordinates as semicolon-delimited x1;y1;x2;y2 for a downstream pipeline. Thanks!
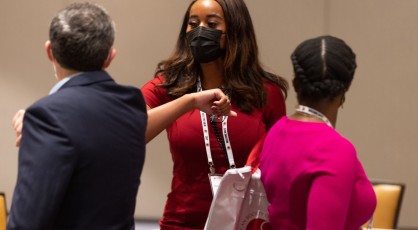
291;35;356;103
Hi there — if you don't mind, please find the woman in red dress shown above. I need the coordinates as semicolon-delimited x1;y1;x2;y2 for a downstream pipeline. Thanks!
142;0;288;229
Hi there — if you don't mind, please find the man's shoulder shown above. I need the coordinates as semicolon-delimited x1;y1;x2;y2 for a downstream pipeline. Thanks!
27;87;82;110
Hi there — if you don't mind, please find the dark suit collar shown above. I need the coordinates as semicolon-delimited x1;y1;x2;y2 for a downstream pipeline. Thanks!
59;71;113;91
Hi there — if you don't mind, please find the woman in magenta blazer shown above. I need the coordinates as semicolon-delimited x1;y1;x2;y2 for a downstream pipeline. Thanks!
260;35;376;230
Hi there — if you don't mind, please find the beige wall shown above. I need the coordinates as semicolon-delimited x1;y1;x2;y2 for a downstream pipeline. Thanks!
1;0;417;227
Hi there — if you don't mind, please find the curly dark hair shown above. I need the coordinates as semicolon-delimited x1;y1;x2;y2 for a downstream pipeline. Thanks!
291;35;356;103
154;0;288;114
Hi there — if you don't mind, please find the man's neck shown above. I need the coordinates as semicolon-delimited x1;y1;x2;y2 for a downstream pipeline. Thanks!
54;64;81;81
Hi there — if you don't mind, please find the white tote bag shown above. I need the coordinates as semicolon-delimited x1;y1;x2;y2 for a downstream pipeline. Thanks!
204;167;271;230
236;169;271;230
204;166;252;230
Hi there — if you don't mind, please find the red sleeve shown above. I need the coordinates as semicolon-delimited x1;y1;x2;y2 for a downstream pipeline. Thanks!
246;83;286;171
140;75;171;108
263;83;286;130
245;134;266;173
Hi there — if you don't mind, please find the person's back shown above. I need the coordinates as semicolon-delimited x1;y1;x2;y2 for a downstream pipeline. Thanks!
7;3;146;230
260;117;375;229
259;35;376;230
46;73;145;229
10;72;146;230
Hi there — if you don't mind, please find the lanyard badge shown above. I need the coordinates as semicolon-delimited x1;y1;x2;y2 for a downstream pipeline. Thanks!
197;79;236;196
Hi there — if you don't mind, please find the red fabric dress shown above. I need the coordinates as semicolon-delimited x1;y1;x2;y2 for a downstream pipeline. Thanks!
141;75;286;230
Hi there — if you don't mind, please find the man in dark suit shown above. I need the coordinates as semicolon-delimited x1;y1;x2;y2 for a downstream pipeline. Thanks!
7;3;146;230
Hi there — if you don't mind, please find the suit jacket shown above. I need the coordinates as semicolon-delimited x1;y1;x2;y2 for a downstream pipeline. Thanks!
7;71;147;230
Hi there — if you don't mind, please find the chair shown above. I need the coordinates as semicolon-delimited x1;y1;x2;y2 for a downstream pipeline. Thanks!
0;192;7;230
364;180;405;229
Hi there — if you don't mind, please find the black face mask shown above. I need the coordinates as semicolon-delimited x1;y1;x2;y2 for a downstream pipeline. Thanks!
187;26;225;63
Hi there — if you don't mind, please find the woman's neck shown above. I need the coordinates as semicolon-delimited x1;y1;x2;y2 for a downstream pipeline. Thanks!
291;97;343;128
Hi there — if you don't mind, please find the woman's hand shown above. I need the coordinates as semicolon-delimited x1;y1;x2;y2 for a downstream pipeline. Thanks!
192;89;237;117
12;109;25;147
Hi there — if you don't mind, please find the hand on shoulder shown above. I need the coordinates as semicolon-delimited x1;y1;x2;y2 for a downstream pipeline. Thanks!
12;109;25;147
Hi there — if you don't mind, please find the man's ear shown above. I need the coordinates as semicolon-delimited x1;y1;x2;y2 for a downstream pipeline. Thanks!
45;40;55;62
103;48;116;69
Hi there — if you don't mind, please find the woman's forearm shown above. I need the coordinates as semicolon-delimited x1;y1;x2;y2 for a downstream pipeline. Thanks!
145;94;194;143
145;89;235;143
